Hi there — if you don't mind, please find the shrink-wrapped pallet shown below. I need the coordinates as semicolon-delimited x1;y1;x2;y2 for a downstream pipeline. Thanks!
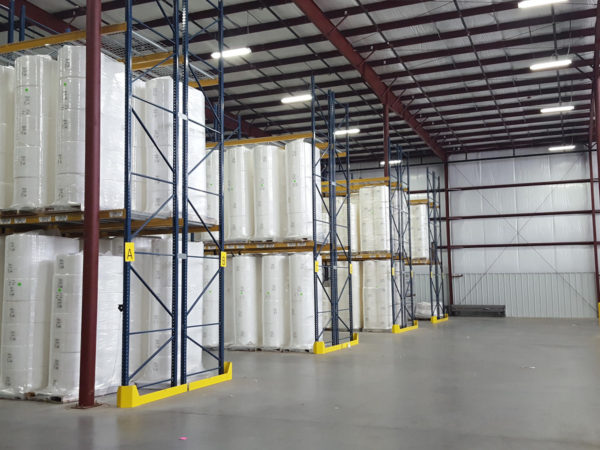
253;145;284;240
0;234;79;394
362;260;392;330
289;252;319;350
12;55;57;209
44;254;122;399
224;259;235;347
225;146;253;241
53;47;126;210
0;67;14;209
232;255;260;348
410;204;429;260
261;255;289;349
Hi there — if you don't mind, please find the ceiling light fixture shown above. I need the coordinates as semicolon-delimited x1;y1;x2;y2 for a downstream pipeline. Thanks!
210;47;251;59
548;145;576;151
281;93;312;104
530;58;572;71
380;159;402;167
540;105;574;114
334;128;360;136
518;0;568;8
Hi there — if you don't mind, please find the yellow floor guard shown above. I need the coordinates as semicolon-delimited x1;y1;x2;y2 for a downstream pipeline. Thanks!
431;314;449;324
117;361;232;408
313;333;359;354
392;321;419;334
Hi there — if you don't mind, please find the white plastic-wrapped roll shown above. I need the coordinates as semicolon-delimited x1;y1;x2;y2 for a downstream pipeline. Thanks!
224;259;235;347
362;260;392;330
205;145;220;225
350;194;360;252
0;236;4;325
131;80;146;213
144;77;173;216
261;254;288;349
1;234;78;394
0;67;14;210
253;145;283;240
225;146;253;241
375;261;392;330
410;204;429;260
362;260;377;329
336;261;360;331
57;45;86;78
12;55;57;209
335;196;358;251
351;261;361;329
187;86;207;223
289;252;318;350
359;187;374;251
186;241;204;376
285;139;312;240
372;186;390;252
202;257;219;348
233;255;260;348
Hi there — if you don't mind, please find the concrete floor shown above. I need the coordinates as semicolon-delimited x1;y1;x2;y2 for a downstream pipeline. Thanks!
0;318;599;450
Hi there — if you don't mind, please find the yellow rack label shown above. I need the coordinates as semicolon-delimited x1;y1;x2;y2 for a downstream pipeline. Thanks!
349;263;353;274
392;267;395;276
314;260;319;273
220;252;227;268
124;242;135;262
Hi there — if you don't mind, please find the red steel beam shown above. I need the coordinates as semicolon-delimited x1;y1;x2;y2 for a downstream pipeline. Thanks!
292;0;445;160
383;105;389;177
0;0;77;32
443;242;594;249
78;0;100;409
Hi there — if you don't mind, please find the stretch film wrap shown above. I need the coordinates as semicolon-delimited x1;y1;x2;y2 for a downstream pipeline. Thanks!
12;55;57;209
0;68;15;209
362;260;392;330
261;255;289;349
225;146;253;241
410;204;429;260
253;145;284;240
232;255;260;348
44;254;122;398
285;139;313;240
289;252;319;350
0;234;79;394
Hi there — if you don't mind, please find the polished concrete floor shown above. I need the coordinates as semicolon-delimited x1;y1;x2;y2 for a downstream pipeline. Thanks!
0;318;599;450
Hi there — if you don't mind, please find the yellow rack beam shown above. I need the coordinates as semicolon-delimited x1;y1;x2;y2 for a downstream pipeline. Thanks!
0;23;126;55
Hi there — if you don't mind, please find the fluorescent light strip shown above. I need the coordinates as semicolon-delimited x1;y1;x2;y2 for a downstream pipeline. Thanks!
281;94;312;104
518;0;567;8
334;128;360;136
530;58;571;71
211;47;251;59
540;105;574;114
548;145;575;151
380;159;402;167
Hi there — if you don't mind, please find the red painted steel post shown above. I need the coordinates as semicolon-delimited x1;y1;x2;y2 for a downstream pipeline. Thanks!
587;149;600;302
383;104;389;177
78;0;101;408
444;162;454;306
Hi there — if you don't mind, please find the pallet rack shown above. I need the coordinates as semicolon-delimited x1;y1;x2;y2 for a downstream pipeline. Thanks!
118;0;230;408
389;144;416;333
426;169;448;323
311;78;356;351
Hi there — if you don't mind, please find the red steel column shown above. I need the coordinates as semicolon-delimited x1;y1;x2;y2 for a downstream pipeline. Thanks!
383;104;389;177
78;0;101;408
444;162;454;306
587;149;600;303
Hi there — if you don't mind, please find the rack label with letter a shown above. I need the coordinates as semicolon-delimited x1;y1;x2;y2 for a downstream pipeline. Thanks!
125;242;135;262
220;252;227;267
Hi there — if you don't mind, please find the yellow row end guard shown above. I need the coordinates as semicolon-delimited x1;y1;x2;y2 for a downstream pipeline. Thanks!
117;361;232;408
313;333;359;354
431;314;449;324
392;321;419;334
